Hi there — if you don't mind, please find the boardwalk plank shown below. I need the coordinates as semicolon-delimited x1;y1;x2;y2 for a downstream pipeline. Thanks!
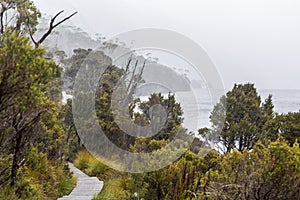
57;163;103;200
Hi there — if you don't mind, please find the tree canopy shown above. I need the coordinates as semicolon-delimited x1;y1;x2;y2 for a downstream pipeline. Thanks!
205;83;274;153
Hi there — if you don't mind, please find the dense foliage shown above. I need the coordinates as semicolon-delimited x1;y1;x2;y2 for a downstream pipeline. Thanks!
73;82;300;200
74;138;300;200
1;1;300;200
204;83;274;153
0;0;75;199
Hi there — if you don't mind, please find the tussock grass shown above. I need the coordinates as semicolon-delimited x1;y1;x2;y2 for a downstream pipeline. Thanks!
74;150;133;200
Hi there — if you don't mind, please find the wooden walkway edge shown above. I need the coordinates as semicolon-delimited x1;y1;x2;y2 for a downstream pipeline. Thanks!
57;163;103;200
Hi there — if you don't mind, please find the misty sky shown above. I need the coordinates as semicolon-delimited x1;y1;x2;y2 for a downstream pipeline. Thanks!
34;0;300;89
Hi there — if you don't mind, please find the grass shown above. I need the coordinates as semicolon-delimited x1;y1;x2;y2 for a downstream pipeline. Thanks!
74;150;134;200
73;150;121;180
93;179;131;200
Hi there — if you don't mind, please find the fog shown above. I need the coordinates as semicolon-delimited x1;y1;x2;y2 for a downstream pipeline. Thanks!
34;0;300;89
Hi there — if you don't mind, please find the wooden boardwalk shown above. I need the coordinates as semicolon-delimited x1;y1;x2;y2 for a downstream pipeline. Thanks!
58;163;103;200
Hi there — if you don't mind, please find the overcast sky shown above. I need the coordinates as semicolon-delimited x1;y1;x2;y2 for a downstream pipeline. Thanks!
34;0;300;89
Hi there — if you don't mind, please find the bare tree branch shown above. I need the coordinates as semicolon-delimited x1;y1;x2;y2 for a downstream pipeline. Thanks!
139;60;146;80
127;60;138;92
24;10;37;46
0;3;7;34
33;10;78;47
125;55;133;73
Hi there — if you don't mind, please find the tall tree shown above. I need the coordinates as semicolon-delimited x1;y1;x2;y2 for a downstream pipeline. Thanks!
137;93;184;140
206;83;274;153
0;31;61;186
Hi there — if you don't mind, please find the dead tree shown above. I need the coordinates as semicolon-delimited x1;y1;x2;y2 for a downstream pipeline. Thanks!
28;10;78;47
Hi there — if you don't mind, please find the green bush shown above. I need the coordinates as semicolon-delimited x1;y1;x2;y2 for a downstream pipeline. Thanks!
0;146;76;200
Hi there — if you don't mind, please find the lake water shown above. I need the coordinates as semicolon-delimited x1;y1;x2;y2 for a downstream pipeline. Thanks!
259;89;300;113
63;89;300;134
177;89;300;133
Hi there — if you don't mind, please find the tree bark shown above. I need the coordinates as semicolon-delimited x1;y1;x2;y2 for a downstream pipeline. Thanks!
10;130;22;186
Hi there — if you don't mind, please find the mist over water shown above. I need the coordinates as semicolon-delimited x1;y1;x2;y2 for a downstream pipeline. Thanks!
259;89;300;113
37;15;300;134
179;89;300;134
